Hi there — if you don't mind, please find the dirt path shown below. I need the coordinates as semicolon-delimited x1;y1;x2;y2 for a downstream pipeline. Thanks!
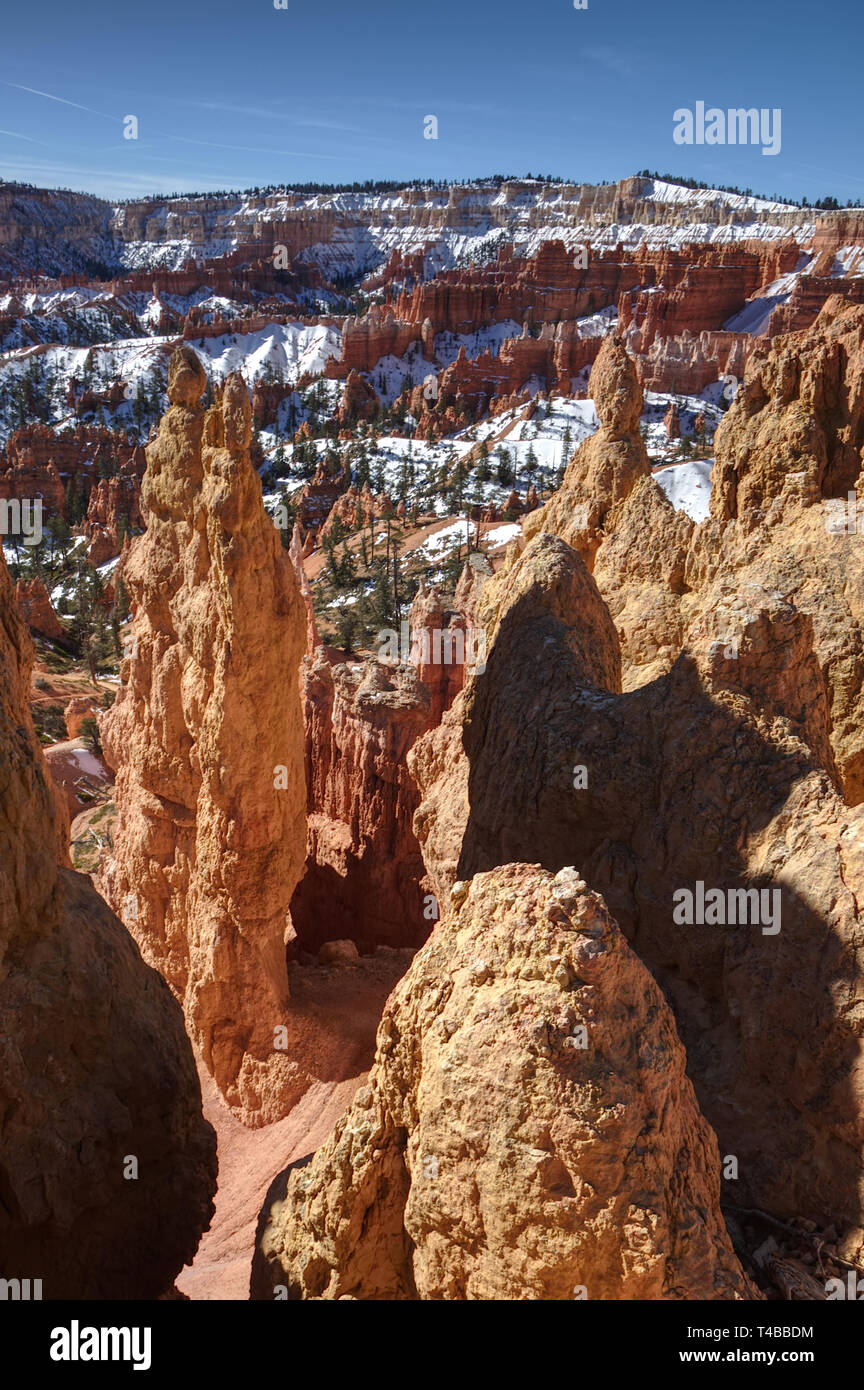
177;949;412;1300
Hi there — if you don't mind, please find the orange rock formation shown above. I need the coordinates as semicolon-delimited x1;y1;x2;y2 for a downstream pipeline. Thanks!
100;348;309;1126
0;542;216;1297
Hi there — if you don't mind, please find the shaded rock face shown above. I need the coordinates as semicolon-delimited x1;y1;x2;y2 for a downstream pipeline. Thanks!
409;533;864;1227
84;455;145;566
336;368;378;427
289;653;433;952
251;864;755;1301
712;297;864;518
100;348;308;1126
0;423;141;520
407;581;472;725
0;545;216;1299
287;547;490;955
525;307;864;802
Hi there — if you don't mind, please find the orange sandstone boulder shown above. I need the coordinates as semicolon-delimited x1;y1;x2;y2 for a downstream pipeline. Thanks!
252;864;756;1301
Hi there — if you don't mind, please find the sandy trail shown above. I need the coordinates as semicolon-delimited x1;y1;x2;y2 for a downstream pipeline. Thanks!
177;949;412;1300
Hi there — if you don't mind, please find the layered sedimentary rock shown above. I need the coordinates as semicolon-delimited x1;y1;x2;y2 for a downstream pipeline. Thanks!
100;348;308;1125
109;177;807;273
295;455;351;537
427;326;600;422
252;863;755;1301
289;652;432;952
407;582;471;724
15;576;64;641
526;304;864;808
326;231;808;431
0;423;140;518
766;271;864;338
0;543;216;1298
84;453;146;565
712;294;864;516
637;328;751;396
617;241;799;354
334;237;799;380
412;321;864;1227
337;369;379;426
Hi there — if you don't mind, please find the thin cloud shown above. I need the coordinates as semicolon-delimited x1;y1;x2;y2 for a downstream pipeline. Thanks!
175;99;377;138
1;80;118;123
0;127;52;146
167;134;348;160
182;99;287;121
0;152;246;197
298;117;376;135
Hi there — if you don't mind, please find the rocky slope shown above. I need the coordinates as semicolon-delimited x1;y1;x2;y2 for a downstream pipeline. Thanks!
99;347;309;1126
409;325;864;1229
528;300;864;799
251;863;755;1301
0;537;216;1299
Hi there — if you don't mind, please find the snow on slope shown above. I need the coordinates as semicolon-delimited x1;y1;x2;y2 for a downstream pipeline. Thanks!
646;179;791;217
653;459;713;522
191;322;341;385
0;321;343;446
723;256;813;334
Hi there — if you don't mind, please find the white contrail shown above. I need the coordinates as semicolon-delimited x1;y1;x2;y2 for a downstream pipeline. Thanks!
2;81;118;122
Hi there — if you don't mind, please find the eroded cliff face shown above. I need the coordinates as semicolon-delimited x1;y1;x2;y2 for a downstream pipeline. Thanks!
0;542;217;1299
251;864;755;1301
408;522;864;1228
100;347;309;1126
712;295;864;517
289;653;432;951
525;303;864;800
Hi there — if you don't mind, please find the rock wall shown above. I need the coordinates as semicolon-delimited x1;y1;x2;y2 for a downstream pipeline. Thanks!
410;318;864;1228
289;653;432;951
15;576;65;641
0;423;141;520
0;541;217;1298
713;294;864;515
84;454;146;564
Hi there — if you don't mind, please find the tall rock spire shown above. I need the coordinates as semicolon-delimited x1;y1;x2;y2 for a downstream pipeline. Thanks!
101;348;308;1125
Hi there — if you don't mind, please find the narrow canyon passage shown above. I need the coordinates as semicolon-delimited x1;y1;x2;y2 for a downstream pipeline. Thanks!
177;948;414;1299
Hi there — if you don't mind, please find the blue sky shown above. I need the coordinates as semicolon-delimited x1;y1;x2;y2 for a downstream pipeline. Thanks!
0;0;860;203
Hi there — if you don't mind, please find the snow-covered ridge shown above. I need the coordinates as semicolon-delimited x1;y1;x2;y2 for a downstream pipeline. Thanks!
2;175;817;281
646;179;792;216
105;177;812;278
